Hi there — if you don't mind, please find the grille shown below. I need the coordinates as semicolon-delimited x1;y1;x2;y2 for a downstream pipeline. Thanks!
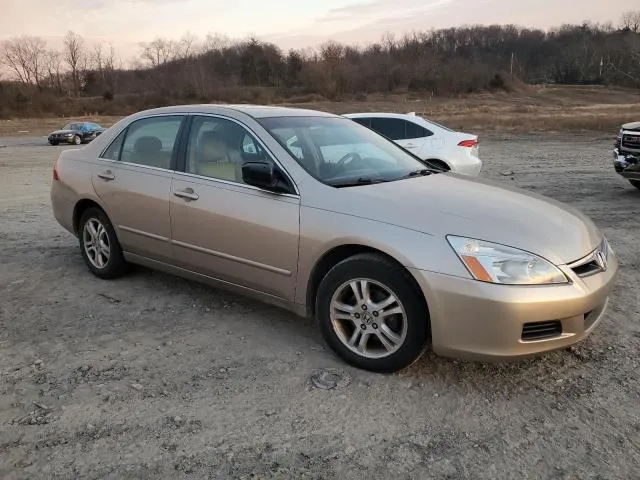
521;321;562;341
621;134;640;150
571;259;601;277
568;241;608;278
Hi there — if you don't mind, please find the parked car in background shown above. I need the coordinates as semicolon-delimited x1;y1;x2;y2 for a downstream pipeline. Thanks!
613;121;640;190
48;121;106;146
343;112;482;176
51;105;617;373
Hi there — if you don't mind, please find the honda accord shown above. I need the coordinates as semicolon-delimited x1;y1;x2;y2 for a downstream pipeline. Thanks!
50;105;619;372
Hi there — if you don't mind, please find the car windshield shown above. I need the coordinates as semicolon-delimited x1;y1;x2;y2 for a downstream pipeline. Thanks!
258;116;432;187
63;123;82;130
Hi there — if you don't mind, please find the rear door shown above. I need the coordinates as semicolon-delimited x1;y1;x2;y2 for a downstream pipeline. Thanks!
91;115;185;263
369;117;431;155
170;115;300;301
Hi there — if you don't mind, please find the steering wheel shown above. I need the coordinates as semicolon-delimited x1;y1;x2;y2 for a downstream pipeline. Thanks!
335;152;363;171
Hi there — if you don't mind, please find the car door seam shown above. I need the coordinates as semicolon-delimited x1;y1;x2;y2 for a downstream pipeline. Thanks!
171;240;292;276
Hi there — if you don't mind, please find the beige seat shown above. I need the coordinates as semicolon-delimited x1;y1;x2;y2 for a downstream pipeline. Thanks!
195;131;241;182
129;136;171;169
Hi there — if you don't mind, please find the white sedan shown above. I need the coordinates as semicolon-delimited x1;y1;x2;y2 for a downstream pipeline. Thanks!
343;112;482;176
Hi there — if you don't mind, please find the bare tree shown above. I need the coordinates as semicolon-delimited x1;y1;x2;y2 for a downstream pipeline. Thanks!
620;11;640;32
0;36;48;89
91;44;104;72
176;32;198;59
203;33;231;53
102;43;119;91
64;31;85;95
140;37;177;67
1;38;32;84
44;49;63;92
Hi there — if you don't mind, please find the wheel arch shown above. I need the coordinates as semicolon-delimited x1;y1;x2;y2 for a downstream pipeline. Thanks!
425;158;451;171
305;244;430;323
73;198;108;234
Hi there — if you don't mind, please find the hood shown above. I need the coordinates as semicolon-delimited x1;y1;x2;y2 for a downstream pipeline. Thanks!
622;121;640;132
312;174;601;265
50;129;76;135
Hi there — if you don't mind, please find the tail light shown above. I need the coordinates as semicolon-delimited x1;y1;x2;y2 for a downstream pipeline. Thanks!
53;158;60;181
458;139;478;148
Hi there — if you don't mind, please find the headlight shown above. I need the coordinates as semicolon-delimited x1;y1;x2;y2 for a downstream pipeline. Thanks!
447;236;568;285
66;133;73;137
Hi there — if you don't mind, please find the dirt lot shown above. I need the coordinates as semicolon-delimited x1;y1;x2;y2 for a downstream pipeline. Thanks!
0;132;639;479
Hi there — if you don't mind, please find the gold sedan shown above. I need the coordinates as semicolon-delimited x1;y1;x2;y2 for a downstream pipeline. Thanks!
50;105;619;372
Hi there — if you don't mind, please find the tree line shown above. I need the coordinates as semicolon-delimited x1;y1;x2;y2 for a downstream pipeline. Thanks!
1;11;639;117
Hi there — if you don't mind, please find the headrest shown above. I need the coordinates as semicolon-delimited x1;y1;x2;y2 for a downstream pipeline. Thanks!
199;130;228;163
134;136;162;154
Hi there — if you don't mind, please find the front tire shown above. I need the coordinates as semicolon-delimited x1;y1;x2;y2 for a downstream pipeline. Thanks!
630;180;640;191
316;253;429;373
78;207;127;279
73;135;82;145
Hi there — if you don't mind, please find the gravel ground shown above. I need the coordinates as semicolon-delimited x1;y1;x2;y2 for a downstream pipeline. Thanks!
0;133;639;480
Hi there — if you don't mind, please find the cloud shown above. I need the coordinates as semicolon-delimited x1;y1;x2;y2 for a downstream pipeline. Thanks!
267;0;459;48
324;0;454;20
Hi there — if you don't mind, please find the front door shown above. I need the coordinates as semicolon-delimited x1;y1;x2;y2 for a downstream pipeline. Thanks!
91;115;185;262
170;115;300;301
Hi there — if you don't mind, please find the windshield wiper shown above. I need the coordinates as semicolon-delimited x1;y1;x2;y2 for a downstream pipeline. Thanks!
397;168;433;180
409;168;433;176
332;177;389;188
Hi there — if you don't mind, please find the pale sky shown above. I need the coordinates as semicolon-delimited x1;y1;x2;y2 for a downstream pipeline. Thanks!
1;0;637;61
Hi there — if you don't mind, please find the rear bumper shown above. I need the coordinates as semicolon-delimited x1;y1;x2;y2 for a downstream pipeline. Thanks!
447;154;483;176
51;180;77;235
409;252;619;361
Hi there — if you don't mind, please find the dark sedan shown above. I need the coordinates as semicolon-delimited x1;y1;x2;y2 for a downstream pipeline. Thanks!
48;122;106;146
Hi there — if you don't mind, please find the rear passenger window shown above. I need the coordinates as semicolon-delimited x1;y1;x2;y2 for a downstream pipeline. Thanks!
101;130;125;160
370;118;406;140
405;121;432;139
118;116;183;169
352;118;371;128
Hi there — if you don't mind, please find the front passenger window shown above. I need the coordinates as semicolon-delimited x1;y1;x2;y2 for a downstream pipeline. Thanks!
186;116;274;184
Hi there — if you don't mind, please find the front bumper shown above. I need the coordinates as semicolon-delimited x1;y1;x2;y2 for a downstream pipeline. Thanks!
613;148;640;180
409;251;619;361
49;135;75;144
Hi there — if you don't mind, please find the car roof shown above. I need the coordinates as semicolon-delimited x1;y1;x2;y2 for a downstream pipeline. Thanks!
128;104;339;120
343;112;420;120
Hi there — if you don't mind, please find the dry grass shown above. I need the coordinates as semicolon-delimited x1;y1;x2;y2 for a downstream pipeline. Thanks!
1;85;638;137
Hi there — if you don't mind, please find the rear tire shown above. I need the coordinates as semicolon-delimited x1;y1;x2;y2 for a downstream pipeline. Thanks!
630;180;640;190
316;253;429;373
78;207;127;279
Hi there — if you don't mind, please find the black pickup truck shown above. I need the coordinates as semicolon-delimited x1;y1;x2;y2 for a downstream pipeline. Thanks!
613;121;640;190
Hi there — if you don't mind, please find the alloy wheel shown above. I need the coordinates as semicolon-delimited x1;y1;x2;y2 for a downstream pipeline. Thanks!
330;278;408;359
83;218;110;269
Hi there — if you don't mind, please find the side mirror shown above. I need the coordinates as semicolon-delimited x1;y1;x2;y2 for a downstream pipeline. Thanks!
242;161;281;191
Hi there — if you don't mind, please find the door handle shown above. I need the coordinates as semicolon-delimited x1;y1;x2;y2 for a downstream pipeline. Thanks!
97;170;115;181
173;189;199;201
